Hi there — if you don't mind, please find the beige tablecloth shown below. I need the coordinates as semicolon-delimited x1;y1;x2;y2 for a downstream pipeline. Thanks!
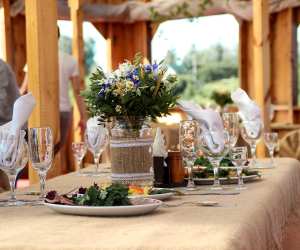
0;158;300;250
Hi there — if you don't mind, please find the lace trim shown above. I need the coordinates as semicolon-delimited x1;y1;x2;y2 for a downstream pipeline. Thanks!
110;138;153;148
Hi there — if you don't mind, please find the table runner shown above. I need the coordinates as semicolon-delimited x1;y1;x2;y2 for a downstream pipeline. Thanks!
0;158;300;250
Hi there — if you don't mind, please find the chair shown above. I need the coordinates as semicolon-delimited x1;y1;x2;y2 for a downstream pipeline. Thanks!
279;130;300;160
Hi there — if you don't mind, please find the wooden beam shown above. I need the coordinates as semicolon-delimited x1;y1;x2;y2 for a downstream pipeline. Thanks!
239;20;254;98
68;0;85;142
68;0;85;86
253;0;270;156
270;9;297;124
0;0;12;64
25;0;60;183
92;22;108;39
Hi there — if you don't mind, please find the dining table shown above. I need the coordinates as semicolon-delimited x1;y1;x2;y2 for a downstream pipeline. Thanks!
0;157;300;250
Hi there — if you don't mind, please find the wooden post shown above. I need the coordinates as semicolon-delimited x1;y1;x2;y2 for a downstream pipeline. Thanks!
68;0;85;142
270;9;296;124
25;0;60;183
106;22;152;71
253;0;270;156
11;15;27;85
0;0;12;64
239;21;254;98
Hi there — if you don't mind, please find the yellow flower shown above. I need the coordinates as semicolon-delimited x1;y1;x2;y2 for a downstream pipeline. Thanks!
125;80;134;90
115;105;122;113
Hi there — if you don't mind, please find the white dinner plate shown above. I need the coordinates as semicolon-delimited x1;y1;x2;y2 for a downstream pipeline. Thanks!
192;175;260;185
44;197;162;217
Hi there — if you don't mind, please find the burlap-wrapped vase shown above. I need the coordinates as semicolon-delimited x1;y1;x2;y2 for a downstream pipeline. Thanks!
110;117;153;186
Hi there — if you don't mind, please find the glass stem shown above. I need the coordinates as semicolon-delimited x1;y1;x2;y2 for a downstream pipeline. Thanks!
270;149;274;166
211;159;221;187
237;167;244;187
77;159;83;174
39;172;47;199
94;154;100;173
8;174;17;202
250;143;257;165
187;161;195;188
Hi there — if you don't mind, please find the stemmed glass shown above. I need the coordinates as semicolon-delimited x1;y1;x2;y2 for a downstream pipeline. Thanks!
240;121;263;168
231;147;248;190
72;142;87;175
179;120;199;191
85;123;109;175
0;130;28;206
222;112;239;149
264;132;278;167
198;130;230;190
28;127;53;201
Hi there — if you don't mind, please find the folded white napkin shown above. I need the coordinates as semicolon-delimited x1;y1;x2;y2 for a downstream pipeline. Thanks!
178;100;225;154
231;88;261;121
231;88;262;136
0;93;36;166
10;92;36;135
153;128;168;158
86;117;108;149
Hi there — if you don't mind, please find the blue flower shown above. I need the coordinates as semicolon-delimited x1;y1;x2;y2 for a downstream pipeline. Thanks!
126;68;140;86
144;63;159;79
144;64;152;73
98;88;105;97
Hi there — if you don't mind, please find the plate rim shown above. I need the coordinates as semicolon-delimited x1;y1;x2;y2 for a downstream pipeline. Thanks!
44;197;163;210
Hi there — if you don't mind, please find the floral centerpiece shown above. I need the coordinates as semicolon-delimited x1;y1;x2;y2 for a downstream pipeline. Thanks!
84;54;178;185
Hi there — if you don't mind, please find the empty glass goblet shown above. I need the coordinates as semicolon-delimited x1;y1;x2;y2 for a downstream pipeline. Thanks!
72;142;87;175
0;130;28;206
198;130;230;190
85;123;109;175
222;112;239;149
179;120;199;191
240;121;263;168
231;146;248;190
28;127;53;201
264;132;278;167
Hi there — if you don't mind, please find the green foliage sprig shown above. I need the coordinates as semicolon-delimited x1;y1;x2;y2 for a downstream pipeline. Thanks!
72;184;130;206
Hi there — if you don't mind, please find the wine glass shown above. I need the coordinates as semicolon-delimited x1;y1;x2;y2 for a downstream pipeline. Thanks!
231;146;248;190
28;127;53;201
240;121;263;168
72;142;87;175
179;120;199;191
198;130;230;190
264;132;278;167
222;112;239;149
85;123;109;175
0;130;28;206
